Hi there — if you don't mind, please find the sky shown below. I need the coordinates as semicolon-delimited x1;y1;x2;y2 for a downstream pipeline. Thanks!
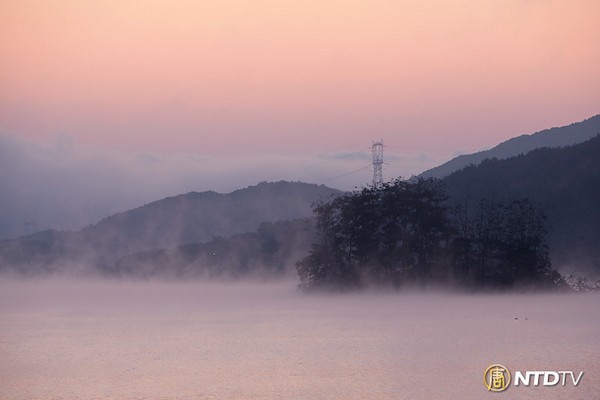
1;0;599;237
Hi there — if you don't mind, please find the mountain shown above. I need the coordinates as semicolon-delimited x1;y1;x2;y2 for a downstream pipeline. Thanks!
109;136;600;280
0;181;339;274
79;180;338;259
442;134;600;278
421;114;600;178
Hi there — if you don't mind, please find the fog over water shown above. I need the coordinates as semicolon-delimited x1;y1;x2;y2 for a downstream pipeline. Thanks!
1;279;599;399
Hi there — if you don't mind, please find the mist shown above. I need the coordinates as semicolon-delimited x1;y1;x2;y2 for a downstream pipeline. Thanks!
0;134;444;240
1;278;598;399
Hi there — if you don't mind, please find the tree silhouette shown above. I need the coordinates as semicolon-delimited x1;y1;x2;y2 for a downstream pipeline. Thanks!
297;179;563;290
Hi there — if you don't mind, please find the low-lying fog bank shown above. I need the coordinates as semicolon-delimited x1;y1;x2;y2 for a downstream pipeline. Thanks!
1;279;598;400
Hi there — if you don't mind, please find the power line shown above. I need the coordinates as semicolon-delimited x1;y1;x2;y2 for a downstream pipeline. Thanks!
320;164;372;184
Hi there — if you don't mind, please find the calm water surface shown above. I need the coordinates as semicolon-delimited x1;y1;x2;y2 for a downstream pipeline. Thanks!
1;279;598;399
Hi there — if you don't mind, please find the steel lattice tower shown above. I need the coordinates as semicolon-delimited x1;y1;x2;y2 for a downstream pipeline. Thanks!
372;140;383;187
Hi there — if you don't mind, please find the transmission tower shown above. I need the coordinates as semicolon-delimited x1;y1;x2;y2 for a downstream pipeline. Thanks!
372;140;383;187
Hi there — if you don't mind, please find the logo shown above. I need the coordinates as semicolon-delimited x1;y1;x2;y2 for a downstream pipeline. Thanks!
484;364;584;392
484;364;511;392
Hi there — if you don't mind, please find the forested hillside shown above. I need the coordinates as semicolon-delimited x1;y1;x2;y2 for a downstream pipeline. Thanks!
421;114;600;178
0;181;338;274
443;135;600;277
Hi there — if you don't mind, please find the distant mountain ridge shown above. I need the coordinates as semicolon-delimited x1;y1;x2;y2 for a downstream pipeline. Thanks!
3;116;600;279
420;114;600;178
115;136;600;280
0;181;339;273
442;134;600;277
80;180;339;258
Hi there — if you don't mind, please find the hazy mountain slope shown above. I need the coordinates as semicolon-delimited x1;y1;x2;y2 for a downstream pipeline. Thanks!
111;219;315;279
443;135;600;276
79;180;338;258
0;181;339;273
421;114;600;178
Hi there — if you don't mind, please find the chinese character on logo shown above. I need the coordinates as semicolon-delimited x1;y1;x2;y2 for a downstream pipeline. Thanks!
484;364;511;392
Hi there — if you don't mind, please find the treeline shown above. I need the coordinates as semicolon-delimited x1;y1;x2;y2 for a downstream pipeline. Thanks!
109;219;315;279
443;134;600;277
296;178;565;290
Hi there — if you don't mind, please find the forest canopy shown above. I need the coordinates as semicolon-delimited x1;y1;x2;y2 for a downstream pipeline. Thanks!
296;178;565;291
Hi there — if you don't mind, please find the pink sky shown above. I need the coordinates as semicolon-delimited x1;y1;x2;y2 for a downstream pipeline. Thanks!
1;0;599;159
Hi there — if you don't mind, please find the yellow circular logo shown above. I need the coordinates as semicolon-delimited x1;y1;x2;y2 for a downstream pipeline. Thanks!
484;364;511;392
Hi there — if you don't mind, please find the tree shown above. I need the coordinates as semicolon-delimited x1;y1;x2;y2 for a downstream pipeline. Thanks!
297;178;564;291
451;198;563;288
296;178;452;290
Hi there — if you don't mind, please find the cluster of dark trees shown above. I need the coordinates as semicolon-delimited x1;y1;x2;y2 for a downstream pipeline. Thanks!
296;178;565;290
443;134;600;277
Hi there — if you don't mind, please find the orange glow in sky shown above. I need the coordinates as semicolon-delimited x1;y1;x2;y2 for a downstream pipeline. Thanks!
1;0;599;156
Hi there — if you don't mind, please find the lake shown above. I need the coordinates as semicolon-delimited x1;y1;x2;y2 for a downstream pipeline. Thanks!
1;279;598;399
